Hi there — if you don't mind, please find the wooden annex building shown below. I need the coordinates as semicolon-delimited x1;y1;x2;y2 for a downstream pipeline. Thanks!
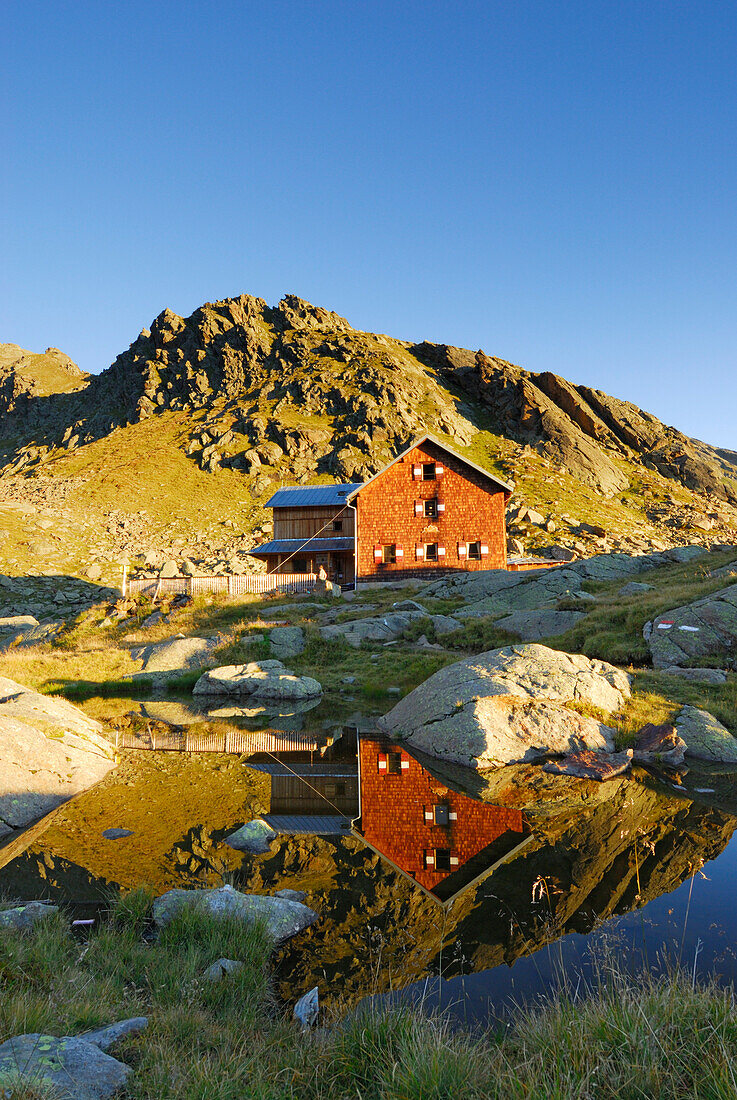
248;434;513;587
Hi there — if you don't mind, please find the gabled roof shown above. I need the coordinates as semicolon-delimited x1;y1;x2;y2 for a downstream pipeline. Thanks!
248;536;354;557
266;483;363;508
345;433;514;501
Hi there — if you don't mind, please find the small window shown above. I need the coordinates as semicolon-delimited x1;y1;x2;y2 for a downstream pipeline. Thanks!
468;541;482;560
382;544;396;564
422;462;436;481
434;848;452;872
332;519;343;531
425;543;438;562
293;558;307;573
434;804;450;826
424;498;438;518
387;752;402;774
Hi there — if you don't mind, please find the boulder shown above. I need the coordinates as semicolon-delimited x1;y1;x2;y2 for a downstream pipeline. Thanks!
675;706;737;763
159;560;179;578
79;1018;148;1052
0;1031;137;1100
543;748;633;780
648;583;737;668
492;609;586;640
618;581;654;596
660;666;728;685
632;723;687;767
193;660;321;700
0;614;39;634
320;610;425;647
269;626;305;659
0;677;116;835
131;635;220;673
225;818;277;854
0;901;58;931
152;884;318;943
379;644;629;769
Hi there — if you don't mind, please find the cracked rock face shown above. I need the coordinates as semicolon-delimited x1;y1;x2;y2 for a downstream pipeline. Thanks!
648;582;737;668
378;644;630;769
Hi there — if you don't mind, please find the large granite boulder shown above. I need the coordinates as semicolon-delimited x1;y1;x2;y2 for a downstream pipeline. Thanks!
647;583;737;668
675;705;737;762
378;644;630;769
0;677;116;838
152;884;318;942
193;660;321;699
131;635;221;673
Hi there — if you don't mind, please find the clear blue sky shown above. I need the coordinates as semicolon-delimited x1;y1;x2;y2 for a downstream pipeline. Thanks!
2;1;736;447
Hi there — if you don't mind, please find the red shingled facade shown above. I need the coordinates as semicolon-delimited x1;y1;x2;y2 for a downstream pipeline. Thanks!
354;438;509;581
358;737;525;894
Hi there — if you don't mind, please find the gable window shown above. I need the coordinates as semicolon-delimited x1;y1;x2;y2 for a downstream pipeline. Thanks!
387;751;402;774
434;804;450;826
332;519;343;531
422;462;437;481
382;544;396;564
425;543;438;562
468;541;482;560
424;498;438;518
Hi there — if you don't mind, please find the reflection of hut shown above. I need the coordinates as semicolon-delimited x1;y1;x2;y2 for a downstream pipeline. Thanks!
354;736;532;903
246;727;359;831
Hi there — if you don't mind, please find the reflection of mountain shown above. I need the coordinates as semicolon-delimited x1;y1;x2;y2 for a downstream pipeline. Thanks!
273;762;737;1006
354;736;531;902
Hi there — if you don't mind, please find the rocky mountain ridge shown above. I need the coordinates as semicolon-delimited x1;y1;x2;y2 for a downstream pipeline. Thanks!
1;293;736;576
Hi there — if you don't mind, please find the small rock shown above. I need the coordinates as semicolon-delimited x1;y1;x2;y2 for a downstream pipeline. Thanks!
294;986;319;1031
80;1017;148;1052
152;885;319;943
224;819;277;854
85;564;103;582
275;889;307;903
102;828;134;840
0;901;59;931
269;626;305;660
159;560;179;578
0;1033;132;1100
618;581;654;596
675;705;737;762
203;958;244;982
632;723;686;767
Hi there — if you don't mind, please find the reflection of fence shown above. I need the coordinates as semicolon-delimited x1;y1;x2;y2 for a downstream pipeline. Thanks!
115;728;321;753
125;573;318;599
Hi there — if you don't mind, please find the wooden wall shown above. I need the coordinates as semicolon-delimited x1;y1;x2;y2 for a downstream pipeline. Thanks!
273;504;355;540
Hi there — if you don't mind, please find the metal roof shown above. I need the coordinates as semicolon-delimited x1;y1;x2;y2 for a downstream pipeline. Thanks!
266;483;364;508
346;434;514;500
248;537;355;556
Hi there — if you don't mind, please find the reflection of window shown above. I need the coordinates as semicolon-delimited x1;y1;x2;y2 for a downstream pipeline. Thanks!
332;519;343;531
422;462;436;480
425;543;438;562
468;541;482;560
434;848;452;872
434;804;450;826
424;498;438;518
293;558;307;572
382;544;396;564
387;752;402;774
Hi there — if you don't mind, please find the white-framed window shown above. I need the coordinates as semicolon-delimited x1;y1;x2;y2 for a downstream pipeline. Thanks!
425;543;438;562
424;498;438;518
382;544;396;564
468;541;482;560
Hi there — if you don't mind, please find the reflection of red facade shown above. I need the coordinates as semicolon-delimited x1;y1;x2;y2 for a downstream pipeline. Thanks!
358;738;526;893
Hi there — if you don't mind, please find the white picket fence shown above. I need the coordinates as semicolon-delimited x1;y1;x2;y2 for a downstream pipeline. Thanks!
125;572;318;599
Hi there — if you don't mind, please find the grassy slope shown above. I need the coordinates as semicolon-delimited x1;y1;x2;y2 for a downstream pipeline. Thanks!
2;900;737;1099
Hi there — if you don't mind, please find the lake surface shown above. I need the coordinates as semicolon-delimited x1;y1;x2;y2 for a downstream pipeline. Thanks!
3;693;737;1021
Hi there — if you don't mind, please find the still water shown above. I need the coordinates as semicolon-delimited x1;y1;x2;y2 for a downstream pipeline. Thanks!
3;693;737;1021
